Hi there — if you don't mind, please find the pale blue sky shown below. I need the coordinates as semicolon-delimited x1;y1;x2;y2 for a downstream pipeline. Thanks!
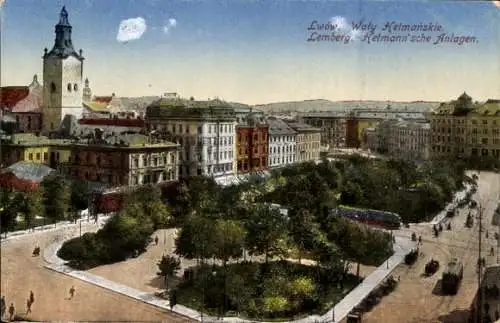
1;0;499;104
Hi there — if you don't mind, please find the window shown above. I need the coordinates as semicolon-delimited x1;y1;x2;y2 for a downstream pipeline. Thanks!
27;116;32;129
29;153;33;160
134;159;139;168
198;126;203;134
36;153;41;160
51;83;56;93
67;83;72;92
44;152;48;160
73;84;78;91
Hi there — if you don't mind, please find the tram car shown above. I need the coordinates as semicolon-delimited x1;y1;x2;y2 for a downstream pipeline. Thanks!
333;205;402;230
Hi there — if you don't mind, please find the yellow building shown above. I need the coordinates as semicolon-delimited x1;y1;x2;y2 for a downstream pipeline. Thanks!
357;119;379;144
1;133;72;168
429;93;500;159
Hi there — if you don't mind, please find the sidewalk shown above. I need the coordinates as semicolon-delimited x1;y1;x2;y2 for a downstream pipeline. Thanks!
43;231;415;323
0;214;111;244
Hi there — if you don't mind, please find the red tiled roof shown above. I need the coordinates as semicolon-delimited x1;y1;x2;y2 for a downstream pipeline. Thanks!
11;91;42;113
0;86;30;109
94;96;113;103
78;118;145;127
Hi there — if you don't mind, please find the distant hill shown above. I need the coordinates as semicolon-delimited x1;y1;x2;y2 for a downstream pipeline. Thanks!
256;99;440;113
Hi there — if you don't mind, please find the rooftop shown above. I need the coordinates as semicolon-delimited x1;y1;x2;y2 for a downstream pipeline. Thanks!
78;118;145;127
73;133;179;149
0;86;30;109
267;117;297;136
146;98;237;121
286;121;321;133
7;133;72;146
83;101;110;113
431;93;500;117
1;161;55;182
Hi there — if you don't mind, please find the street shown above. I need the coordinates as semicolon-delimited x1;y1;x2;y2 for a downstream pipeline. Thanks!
0;219;192;322
362;171;500;323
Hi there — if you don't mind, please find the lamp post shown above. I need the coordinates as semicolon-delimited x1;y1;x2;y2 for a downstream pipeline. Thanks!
476;202;484;323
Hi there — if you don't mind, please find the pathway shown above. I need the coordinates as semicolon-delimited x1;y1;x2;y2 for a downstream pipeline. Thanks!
43;231;415;323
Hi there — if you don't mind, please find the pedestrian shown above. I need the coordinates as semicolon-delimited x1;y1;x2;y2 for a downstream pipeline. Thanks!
155;236;159;246
1;296;6;319
26;299;32;315
69;286;76;299
29;291;35;304
8;303;14;321
169;290;177;310
418;235;422;245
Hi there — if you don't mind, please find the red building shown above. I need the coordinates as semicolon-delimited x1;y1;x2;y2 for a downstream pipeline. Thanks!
0;75;43;133
0;162;55;191
346;117;360;148
236;113;269;173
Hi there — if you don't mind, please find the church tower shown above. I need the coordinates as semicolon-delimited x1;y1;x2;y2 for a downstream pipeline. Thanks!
83;78;92;101
42;6;85;134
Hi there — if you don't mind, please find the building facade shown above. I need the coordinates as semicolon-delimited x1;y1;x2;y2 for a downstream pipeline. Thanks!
286;122;321;163
267;117;297;168
298;112;346;148
429;93;500;160
386;120;430;161
236;112;269;173
146;97;237;178
63;134;179;187
0;133;72;168
0;76;44;133
361;127;377;151
42;6;85;133
300;108;428;149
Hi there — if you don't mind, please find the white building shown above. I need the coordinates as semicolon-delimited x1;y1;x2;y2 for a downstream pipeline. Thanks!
267;117;297;168
146;97;237;178
376;119;430;161
42;6;85;133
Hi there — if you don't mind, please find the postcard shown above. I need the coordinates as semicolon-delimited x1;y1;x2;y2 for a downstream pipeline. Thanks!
0;1;499;323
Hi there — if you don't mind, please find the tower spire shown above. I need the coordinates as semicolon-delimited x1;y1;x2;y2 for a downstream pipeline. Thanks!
43;6;83;61
59;6;70;25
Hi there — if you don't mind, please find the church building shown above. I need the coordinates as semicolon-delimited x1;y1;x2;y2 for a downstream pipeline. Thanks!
42;6;85;134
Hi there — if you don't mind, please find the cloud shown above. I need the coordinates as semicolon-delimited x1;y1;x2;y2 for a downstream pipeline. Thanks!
162;18;177;34
116;17;147;43
0;0;6;8
331;16;348;30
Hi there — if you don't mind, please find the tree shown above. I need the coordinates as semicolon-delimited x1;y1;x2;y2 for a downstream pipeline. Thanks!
18;189;44;231
125;184;172;229
40;175;69;225
70;180;89;212
98;210;154;261
175;215;216;263
245;204;289;263
0;189;17;236
287;276;315;310
157;255;181;292
213;219;247;266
